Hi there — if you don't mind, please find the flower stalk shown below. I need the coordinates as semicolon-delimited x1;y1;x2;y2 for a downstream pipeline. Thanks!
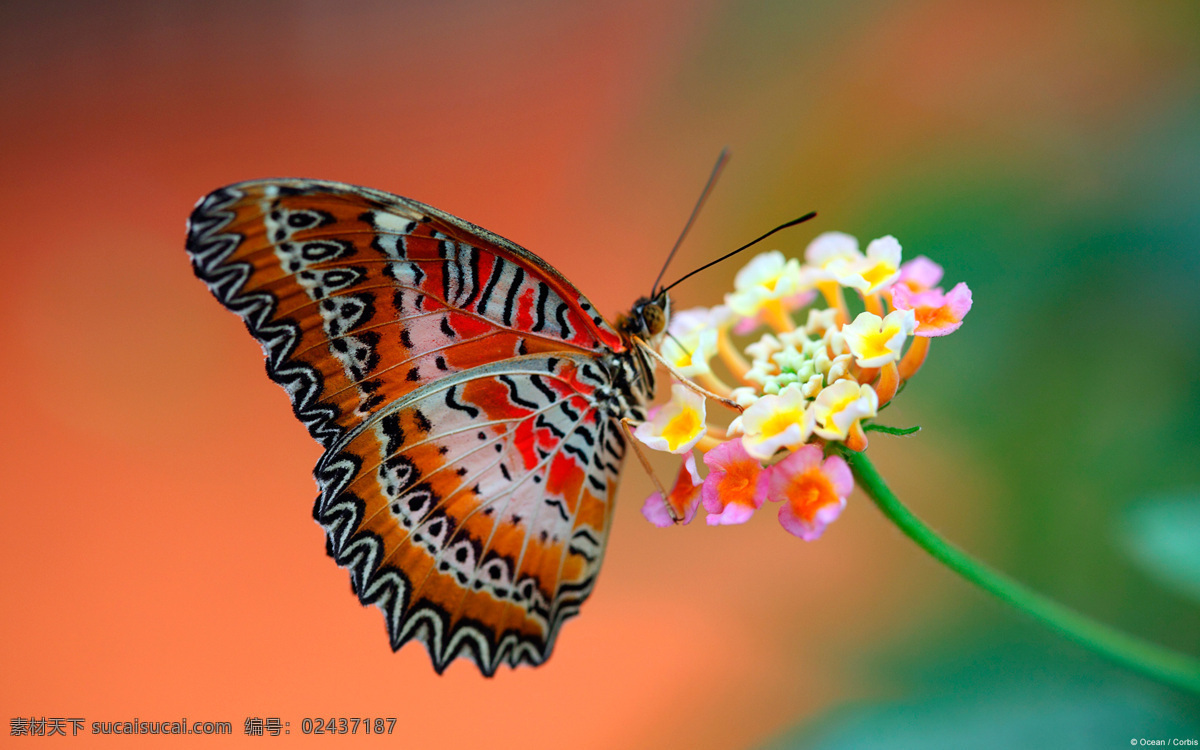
838;446;1200;694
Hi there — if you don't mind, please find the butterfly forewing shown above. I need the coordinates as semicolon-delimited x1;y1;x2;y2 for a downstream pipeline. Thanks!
187;179;624;448
187;179;643;673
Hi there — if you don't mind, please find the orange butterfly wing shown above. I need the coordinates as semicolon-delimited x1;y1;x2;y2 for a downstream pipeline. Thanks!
187;179;625;446
187;180;642;673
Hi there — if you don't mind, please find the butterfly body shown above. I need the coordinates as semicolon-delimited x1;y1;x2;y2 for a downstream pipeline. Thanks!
186;179;666;674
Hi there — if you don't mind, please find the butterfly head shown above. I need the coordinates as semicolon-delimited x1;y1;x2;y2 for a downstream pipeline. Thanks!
618;293;671;347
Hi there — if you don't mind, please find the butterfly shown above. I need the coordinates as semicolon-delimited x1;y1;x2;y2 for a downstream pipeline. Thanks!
186;179;671;675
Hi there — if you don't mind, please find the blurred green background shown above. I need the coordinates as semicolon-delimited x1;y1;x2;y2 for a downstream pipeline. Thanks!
723;1;1200;744
1;0;1197;747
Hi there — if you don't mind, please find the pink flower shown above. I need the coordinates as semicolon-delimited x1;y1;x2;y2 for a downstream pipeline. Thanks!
641;454;704;527
765;446;854;540
891;282;973;337
701;440;768;526
892;255;943;294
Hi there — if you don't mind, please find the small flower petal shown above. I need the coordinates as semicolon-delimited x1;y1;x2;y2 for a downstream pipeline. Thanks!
726;251;813;330
661;327;719;377
826;353;854;383
805;231;861;269
893;255;943;293
800;373;824;399
730;387;760;408
701;440;767;525
744;332;783;363
857;235;903;295
804;307;839;336
891;282;973;337
667;305;733;341
823;235;903;294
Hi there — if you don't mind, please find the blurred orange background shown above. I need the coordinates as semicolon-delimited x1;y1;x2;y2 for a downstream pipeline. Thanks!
2;0;1198;747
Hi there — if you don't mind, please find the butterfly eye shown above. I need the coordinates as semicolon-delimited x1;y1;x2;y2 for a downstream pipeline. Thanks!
641;301;666;336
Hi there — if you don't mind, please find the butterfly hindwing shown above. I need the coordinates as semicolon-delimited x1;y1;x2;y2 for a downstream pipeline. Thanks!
313;354;627;674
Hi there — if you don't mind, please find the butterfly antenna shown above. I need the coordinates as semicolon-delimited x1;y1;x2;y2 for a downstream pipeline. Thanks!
650;147;731;298
658;211;817;296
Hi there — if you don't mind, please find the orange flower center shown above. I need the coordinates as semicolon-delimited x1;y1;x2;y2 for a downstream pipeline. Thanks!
916;303;957;330
787;468;838;523
718;462;762;508
666;465;698;517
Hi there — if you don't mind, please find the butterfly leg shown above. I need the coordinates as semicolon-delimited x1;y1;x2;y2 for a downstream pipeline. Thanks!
633;337;745;413
620;417;679;523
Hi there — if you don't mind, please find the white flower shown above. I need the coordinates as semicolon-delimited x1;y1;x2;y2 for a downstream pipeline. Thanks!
661;306;728;377
634;384;707;454
661;327;718;377
804;232;861;270
726;250;809;319
804;233;902;295
853;236;904;295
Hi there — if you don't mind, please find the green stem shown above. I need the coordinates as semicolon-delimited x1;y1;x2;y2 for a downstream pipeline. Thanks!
863;423;921;436
838;447;1200;694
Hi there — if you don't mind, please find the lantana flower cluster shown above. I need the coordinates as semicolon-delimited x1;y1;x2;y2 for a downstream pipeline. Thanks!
635;232;972;540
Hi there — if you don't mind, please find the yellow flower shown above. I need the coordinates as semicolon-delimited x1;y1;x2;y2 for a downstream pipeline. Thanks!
840;309;917;368
813;380;878;442
739;384;814;460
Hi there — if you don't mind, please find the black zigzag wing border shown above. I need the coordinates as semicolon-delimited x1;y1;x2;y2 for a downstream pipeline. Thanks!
310;362;610;677
185;185;344;448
